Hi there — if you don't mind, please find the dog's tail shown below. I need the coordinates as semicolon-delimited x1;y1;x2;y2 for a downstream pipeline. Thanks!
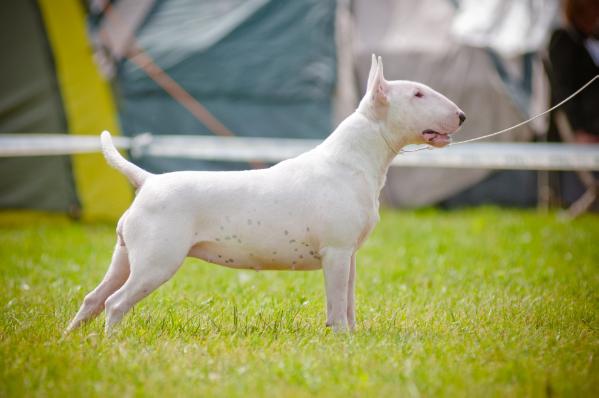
100;131;151;189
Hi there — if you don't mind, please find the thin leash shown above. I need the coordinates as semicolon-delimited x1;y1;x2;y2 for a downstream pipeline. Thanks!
398;74;599;155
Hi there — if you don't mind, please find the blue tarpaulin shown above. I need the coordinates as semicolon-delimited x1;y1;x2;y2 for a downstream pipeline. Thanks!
114;0;337;172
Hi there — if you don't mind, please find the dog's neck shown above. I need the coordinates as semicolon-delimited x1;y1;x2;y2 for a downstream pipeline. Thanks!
317;111;408;194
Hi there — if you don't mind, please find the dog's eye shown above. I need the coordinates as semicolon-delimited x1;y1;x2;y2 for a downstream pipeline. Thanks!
414;91;424;98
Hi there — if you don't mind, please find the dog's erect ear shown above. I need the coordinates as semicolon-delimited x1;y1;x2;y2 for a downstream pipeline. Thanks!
370;55;389;106
366;54;377;92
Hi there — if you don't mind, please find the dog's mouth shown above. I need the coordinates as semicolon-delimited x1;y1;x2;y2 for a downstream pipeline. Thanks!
422;129;452;147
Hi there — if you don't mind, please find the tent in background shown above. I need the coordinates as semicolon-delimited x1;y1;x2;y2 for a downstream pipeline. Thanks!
0;0;79;215
0;0;562;218
0;0;337;219
90;0;337;173
0;0;132;220
353;0;557;207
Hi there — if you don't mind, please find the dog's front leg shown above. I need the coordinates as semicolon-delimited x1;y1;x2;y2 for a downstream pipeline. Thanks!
322;248;352;332
347;253;356;331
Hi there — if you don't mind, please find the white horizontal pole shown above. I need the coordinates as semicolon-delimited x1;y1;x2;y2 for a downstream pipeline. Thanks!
392;142;599;171
0;134;598;171
0;134;130;156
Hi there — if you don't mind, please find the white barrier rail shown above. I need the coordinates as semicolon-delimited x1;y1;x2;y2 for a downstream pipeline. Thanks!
0;134;131;155
1;134;598;171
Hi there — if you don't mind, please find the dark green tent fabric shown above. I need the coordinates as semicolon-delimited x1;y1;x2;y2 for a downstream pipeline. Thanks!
114;0;337;172
0;0;79;213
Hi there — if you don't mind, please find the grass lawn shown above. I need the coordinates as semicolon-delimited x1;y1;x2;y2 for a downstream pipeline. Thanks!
1;208;598;397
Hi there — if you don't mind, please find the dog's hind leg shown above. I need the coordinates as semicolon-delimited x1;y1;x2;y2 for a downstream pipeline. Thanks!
103;238;188;334
64;242;130;334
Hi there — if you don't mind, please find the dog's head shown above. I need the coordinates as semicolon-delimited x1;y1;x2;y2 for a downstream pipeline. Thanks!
359;55;465;148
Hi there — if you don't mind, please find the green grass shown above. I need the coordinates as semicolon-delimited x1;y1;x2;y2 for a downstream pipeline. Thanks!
1;208;598;397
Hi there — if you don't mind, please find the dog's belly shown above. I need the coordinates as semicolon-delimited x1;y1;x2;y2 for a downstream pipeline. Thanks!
188;241;322;271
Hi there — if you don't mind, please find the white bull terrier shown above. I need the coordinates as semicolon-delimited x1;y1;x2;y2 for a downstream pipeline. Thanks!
65;55;465;334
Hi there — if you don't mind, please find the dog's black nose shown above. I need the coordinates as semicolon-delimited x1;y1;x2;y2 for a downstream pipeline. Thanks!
458;111;466;126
